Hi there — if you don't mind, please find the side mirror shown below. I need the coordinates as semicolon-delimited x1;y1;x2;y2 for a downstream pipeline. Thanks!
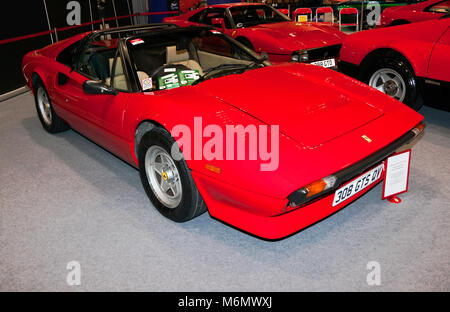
211;17;225;29
82;80;118;96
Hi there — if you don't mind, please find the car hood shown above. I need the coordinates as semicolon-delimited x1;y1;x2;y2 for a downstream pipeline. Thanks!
196;63;384;148
250;21;346;50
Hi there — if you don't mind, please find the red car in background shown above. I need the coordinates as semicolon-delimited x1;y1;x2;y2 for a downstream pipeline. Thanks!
339;18;450;110
21;24;425;239
380;0;450;27
164;3;346;67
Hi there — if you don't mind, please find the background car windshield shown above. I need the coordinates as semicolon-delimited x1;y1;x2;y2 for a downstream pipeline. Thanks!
229;5;289;27
128;29;258;91
429;0;450;14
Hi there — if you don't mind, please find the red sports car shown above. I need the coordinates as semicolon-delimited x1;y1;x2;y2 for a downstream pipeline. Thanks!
163;3;346;67
339;18;450;110
379;0;450;27
22;24;424;239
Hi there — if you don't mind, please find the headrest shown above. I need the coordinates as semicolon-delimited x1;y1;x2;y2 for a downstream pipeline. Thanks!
166;46;189;63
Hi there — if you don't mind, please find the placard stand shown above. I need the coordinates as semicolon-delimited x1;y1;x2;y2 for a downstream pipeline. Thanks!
386;195;402;204
382;149;411;204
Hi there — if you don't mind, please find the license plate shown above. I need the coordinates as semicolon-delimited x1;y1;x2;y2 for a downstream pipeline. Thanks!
332;163;384;207
310;58;336;68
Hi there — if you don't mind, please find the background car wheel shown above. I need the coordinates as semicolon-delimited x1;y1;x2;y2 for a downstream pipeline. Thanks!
138;127;207;222
34;79;70;133
364;55;423;110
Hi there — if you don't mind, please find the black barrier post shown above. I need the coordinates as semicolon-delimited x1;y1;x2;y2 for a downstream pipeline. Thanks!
89;0;95;31
127;0;134;25
360;2;364;31
112;0;119;27
42;0;54;43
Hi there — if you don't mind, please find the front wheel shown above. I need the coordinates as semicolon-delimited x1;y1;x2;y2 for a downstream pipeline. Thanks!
138;127;207;222
34;80;70;133
365;56;423;110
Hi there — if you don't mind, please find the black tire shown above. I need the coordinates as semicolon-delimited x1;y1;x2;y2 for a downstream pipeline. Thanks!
138;127;207;222
34;79;70;133
363;54;423;111
236;37;255;51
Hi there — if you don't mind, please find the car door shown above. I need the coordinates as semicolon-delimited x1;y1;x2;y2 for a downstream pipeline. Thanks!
53;39;132;161
427;26;450;82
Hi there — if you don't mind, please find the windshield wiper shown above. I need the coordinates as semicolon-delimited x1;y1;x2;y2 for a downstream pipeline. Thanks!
245;53;269;69
193;55;269;86
204;63;249;74
192;63;250;85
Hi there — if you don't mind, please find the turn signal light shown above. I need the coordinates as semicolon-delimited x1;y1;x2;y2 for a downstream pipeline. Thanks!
412;122;425;135
289;175;337;208
205;164;221;174
305;179;327;199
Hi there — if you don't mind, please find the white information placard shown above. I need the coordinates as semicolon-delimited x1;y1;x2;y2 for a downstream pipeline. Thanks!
382;150;411;199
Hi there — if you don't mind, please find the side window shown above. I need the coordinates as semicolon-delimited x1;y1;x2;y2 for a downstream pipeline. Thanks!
56;41;80;67
77;42;116;82
202;8;232;28
108;53;130;92
188;10;205;23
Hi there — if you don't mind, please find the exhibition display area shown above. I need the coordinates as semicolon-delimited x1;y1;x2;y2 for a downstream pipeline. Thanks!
1;0;449;293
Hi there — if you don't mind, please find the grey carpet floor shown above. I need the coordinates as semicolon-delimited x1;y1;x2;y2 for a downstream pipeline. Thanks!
0;92;449;291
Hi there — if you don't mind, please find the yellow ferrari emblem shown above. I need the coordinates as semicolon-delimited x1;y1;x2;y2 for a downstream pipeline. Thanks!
362;135;372;143
162;172;168;181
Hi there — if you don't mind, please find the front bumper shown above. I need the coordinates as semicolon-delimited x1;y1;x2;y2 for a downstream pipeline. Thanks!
192;126;422;240
287;126;419;207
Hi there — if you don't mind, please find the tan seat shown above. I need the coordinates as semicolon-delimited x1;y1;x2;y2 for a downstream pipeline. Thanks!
166;46;203;75
106;58;149;91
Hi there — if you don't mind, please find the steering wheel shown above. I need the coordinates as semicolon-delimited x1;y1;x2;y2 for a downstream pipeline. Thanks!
151;64;190;90
152;64;190;79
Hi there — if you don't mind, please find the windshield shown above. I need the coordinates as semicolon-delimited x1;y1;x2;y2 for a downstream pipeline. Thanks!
229;5;290;28
127;27;268;91
429;0;450;14
127;28;265;90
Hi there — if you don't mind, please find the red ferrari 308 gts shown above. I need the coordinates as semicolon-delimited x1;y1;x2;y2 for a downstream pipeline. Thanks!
22;24;424;239
339;18;450;110
164;3;346;67
379;0;450;27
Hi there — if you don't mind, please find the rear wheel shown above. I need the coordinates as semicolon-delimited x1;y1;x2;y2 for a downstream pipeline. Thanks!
138;127;207;222
34;80;70;133
364;55;423;110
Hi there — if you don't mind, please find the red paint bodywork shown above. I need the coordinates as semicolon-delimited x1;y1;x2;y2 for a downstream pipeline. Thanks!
380;0;450;27
22;31;423;239
163;3;346;62
339;18;450;82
